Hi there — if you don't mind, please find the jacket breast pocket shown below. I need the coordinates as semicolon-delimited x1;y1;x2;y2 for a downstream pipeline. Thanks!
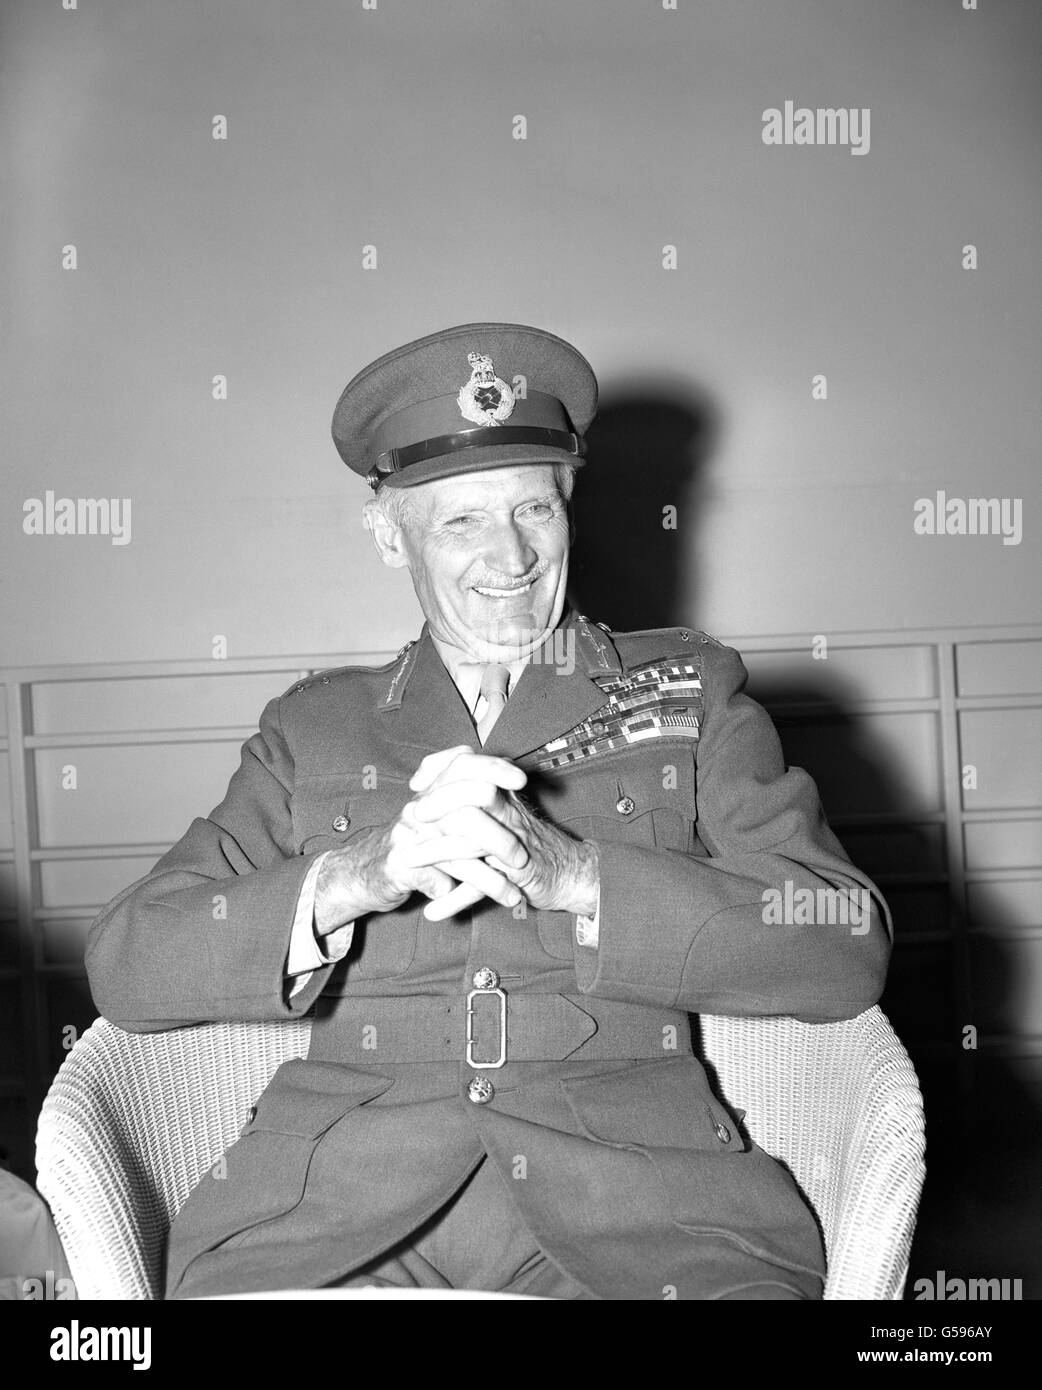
291;773;408;855
167;1060;394;1293
532;750;697;959
291;774;420;980
539;747;697;849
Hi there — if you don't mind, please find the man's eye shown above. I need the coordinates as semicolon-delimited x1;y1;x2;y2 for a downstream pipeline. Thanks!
520;503;554;520
445;515;478;528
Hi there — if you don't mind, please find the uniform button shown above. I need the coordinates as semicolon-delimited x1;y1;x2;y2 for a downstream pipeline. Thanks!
472;967;500;990
332;815;350;832
294;684;305;694
714;1122;731;1144
321;676;330;685
616;795;636;815
679;630;691;642
246;1105;257;1125
467;1076;495;1105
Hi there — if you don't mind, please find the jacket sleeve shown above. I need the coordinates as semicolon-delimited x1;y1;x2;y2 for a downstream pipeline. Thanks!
572;639;892;1022
85;695;342;1031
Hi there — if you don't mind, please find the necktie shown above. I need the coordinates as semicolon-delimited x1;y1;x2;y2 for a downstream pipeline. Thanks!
476;664;510;744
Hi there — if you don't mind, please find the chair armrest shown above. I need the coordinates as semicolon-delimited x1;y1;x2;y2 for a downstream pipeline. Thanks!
36;1017;311;1299
822;1008;926;1299
36;1020;168;1299
699;1006;926;1301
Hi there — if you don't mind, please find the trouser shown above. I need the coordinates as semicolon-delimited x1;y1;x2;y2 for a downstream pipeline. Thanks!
329;1154;815;1300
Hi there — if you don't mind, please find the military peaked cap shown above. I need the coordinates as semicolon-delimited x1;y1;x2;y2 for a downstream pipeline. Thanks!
331;322;599;489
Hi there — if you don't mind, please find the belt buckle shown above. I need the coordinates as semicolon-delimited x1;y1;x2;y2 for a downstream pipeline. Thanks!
465;986;507;1069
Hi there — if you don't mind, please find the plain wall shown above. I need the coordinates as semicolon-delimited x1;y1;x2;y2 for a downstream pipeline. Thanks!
2;0;1039;666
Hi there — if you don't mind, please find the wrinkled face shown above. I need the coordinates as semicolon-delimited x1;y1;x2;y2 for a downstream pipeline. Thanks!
374;465;571;664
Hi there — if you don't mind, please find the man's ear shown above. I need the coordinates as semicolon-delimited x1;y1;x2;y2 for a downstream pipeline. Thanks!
363;500;410;569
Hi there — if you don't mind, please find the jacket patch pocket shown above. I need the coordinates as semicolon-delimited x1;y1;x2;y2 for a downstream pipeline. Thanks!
292;773;409;856
560;1056;747;1154
536;748;696;849
168;1062;393;1292
291;775;420;980
531;751;696;959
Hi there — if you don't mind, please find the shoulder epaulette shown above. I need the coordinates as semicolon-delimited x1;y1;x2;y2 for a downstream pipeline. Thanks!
283;642;415;697
617;624;728;646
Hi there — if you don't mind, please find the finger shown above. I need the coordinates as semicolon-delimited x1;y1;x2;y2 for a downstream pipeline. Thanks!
409;746;474;793
411;778;498;819
441;857;522;906
410;778;515;823
419;807;529;868
436;754;527;790
422;881;485;921
411;751;528;794
412;865;457;900
399;833;508;867
422;859;521;919
484;853;524;880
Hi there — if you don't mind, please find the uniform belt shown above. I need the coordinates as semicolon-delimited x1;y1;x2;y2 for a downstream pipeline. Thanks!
312;992;692;1066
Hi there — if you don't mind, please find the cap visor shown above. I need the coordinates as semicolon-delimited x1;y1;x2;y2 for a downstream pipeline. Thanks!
377;442;585;488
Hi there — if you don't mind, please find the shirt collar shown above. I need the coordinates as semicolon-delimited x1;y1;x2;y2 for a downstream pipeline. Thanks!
430;635;531;714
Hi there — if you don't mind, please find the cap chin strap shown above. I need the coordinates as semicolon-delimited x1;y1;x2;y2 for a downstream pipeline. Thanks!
367;425;584;489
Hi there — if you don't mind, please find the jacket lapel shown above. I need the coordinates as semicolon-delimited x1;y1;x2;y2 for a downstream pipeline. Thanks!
378;613;622;764
377;625;479;755
482;614;620;762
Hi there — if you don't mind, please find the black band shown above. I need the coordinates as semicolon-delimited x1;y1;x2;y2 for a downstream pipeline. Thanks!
372;426;584;484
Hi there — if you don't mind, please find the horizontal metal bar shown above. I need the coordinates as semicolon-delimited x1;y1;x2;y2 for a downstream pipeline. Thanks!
869;873;949;887
964;924;1042;940
2;652;394;684
2;627;1040;689
32;906;98;920
955;694;1042;710
26;727;254;750
31;844;166;862
891;931;955;946
828;811;947;827
975;1036;1042;1057
901;1037;1042;1060
963;868;1042;883
721;624;1041;651
765;698;942;718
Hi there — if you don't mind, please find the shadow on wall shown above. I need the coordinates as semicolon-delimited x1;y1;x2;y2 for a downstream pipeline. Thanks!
693;668;1042;1301
566;372;1039;1298
567;380;721;631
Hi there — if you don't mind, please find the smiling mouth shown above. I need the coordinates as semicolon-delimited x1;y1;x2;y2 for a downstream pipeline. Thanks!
472;578;539;599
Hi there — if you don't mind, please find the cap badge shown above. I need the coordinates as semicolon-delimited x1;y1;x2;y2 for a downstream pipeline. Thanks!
457;352;516;427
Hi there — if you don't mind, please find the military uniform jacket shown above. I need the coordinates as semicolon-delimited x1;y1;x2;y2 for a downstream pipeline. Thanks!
85;611;892;1299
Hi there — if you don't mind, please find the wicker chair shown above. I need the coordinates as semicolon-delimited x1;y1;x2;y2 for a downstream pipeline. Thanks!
36;1006;925;1300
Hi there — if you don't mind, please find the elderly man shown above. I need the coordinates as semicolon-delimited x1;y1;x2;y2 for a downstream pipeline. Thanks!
86;322;891;1300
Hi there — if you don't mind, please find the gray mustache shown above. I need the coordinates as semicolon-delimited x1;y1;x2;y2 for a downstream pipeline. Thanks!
472;565;548;589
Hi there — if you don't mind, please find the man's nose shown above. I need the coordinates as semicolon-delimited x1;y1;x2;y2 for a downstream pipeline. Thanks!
485;520;537;575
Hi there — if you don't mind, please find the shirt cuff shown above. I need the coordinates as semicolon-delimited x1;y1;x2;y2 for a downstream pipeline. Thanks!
575;888;601;949
287;851;354;997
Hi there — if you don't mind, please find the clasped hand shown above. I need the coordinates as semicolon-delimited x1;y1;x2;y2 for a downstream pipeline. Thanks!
316;746;598;931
